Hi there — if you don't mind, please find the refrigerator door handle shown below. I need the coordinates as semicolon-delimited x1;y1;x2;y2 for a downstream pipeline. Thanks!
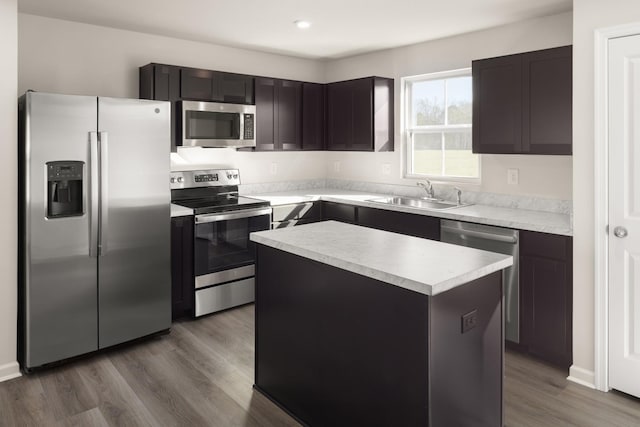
89;131;99;257
98;131;109;256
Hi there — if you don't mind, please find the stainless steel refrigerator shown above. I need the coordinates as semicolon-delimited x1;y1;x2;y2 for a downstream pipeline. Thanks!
18;92;171;370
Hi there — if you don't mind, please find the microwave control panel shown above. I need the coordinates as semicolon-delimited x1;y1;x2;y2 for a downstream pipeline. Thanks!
243;114;254;140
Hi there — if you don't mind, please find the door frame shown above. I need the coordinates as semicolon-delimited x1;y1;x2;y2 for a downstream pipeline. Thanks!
594;22;640;393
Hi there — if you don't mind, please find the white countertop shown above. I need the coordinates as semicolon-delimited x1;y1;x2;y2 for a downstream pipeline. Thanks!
249;188;572;236
251;221;513;296
171;203;194;217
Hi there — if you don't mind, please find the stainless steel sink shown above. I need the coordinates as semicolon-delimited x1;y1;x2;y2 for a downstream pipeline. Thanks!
367;196;471;211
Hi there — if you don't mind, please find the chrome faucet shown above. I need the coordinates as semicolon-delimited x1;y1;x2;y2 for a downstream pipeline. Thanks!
454;187;462;205
417;180;435;199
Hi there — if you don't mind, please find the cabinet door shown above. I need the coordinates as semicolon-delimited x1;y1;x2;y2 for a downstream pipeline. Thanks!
327;80;353;150
522;46;572;155
519;231;572;368
255;77;277;151
278;80;302;151
472;55;522;154
219;73;254;104
351;78;374;151
357;207;440;240
302;83;325;150
322;202;357;224
180;68;217;100
171;216;194;320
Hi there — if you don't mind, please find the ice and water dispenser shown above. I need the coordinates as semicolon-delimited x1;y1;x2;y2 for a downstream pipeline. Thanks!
46;161;84;218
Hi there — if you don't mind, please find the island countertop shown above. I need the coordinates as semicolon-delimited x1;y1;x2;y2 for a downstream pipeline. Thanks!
250;220;513;296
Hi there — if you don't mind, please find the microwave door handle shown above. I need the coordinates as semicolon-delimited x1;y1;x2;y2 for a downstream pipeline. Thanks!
89;131;99;257
195;207;273;224
98;131;109;256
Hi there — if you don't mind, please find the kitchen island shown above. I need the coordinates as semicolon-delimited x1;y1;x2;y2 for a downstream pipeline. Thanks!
250;221;513;427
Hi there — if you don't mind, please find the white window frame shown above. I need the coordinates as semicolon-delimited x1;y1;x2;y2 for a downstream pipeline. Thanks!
402;68;481;184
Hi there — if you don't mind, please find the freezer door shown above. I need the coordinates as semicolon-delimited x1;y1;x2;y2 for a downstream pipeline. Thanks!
21;92;99;368
97;97;171;348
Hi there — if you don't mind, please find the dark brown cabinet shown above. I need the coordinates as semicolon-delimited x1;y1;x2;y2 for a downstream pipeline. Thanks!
326;77;394;152
271;202;322;228
140;64;180;101
171;216;194;320
322;202;357;224
302;82;325;150
472;46;572;155
179;68;254;104
519;230;572;368
255;78;302;151
321;202;439;240
358;206;440;240
180;68;217;101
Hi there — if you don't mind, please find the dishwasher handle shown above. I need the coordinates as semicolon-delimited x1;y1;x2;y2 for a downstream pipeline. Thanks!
441;225;518;244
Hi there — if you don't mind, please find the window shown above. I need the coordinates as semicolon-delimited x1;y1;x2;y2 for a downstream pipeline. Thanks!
404;69;479;182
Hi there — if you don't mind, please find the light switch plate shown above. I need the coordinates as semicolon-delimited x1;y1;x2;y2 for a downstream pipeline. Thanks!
382;163;391;176
333;161;341;173
507;168;519;185
270;162;278;175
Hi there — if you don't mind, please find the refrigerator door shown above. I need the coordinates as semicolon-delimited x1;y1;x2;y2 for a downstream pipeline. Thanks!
22;92;99;368
97;97;171;348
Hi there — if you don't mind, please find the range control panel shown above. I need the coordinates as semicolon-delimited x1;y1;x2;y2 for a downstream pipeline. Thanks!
170;169;240;189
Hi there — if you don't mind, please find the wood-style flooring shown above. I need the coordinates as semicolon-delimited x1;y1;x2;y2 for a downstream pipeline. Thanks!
1;304;639;426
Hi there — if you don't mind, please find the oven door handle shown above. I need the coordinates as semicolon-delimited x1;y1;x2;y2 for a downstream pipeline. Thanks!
195;207;272;223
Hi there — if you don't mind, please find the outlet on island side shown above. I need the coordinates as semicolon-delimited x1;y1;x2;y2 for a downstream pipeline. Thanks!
461;309;478;334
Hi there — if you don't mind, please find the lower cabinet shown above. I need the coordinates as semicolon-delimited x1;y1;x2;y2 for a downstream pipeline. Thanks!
322;201;357;224
171;216;194;320
357;206;440;240
519;230;573;368
321;202;439;240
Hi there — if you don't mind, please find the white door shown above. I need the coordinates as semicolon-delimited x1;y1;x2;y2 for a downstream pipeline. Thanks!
609;33;640;398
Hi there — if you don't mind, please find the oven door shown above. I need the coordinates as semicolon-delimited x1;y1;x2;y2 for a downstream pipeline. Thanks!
194;207;271;289
181;101;256;148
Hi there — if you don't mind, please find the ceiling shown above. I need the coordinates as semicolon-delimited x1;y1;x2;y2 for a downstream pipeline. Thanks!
18;0;573;60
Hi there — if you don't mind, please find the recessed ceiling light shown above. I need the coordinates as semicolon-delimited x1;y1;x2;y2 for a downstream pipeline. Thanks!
294;20;311;29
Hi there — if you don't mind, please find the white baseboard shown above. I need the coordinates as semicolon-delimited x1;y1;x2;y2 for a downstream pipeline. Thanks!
0;361;21;383
567;365;597;389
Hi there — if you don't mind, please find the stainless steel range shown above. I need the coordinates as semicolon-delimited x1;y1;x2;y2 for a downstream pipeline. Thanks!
170;169;272;317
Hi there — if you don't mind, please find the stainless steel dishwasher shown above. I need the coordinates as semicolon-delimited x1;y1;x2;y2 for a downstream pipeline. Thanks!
440;219;520;343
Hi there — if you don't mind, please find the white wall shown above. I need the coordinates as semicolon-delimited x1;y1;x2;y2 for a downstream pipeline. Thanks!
324;12;573;200
0;0;20;381
18;14;327;183
571;0;640;386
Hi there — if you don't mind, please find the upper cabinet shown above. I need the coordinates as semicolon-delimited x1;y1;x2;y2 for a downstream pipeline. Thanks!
140;63;254;105
326;77;394;152
140;63;394;153
472;46;572;155
180;68;254;104
255;77;302;151
302;82;326;150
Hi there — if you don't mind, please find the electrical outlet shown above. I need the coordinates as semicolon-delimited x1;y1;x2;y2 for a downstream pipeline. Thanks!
381;163;391;176
507;168;519;185
461;309;478;334
333;161;341;173
270;162;278;175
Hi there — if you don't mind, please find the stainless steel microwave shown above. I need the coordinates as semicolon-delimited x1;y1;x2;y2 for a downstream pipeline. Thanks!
179;101;256;148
